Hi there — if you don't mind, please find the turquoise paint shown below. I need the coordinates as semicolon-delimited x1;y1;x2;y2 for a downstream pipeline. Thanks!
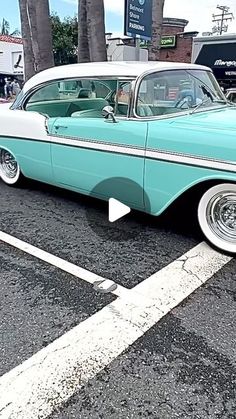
145;107;236;214
0;137;53;183
1;107;236;216
50;117;148;209
144;159;236;215
147;107;236;161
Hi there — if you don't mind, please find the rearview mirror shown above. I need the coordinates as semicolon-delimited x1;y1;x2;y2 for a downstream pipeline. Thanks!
102;106;117;123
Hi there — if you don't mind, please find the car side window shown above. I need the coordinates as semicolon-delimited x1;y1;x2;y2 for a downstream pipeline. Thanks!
25;78;133;119
228;93;236;103
114;81;131;117
24;78;122;118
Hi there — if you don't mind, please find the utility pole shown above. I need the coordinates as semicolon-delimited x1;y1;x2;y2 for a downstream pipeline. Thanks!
212;5;234;35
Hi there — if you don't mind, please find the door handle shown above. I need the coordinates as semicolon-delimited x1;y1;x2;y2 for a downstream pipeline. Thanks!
54;125;68;130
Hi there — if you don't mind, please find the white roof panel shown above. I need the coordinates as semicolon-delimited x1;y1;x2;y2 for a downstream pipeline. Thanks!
22;61;210;93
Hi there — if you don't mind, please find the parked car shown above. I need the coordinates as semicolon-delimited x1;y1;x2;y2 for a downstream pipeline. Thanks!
0;61;236;253
225;88;236;104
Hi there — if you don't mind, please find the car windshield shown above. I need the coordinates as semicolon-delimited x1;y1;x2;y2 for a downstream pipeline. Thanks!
136;69;228;118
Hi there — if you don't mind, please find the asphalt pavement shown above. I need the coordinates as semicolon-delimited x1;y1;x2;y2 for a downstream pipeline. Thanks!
0;179;235;419
50;263;236;419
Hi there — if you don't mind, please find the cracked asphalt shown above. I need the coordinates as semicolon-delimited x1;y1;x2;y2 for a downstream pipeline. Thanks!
0;179;235;418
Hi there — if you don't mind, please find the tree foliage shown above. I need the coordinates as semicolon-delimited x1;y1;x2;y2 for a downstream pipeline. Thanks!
51;13;78;66
0;18;20;36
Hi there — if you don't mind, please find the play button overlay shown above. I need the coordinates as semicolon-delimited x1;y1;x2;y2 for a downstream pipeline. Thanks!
85;177;151;242
109;198;131;222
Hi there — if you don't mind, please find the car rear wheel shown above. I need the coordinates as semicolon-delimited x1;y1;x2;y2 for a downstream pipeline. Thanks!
0;149;22;186
198;183;236;253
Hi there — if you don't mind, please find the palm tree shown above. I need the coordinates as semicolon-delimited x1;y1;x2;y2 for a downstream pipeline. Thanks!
78;0;107;62
35;0;54;71
78;0;90;62
148;0;165;61
18;0;54;80
86;0;107;61
0;18;20;36
18;0;35;80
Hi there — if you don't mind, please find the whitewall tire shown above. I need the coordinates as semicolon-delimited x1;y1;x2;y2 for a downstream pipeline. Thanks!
0;149;21;186
198;183;236;254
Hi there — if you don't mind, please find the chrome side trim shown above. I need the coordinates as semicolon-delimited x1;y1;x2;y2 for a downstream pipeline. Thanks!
2;132;236;174
145;149;236;173
50;134;236;173
51;134;145;157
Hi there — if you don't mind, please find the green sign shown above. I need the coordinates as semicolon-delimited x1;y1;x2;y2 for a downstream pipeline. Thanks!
140;35;176;49
161;35;176;48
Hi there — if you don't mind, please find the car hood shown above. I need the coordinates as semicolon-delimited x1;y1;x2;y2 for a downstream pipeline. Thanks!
171;106;236;131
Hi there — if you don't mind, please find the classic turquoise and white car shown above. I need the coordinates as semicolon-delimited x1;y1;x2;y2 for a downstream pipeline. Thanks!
1;61;236;253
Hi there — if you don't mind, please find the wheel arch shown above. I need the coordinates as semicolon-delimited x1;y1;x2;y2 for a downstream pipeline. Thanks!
155;175;236;216
0;145;26;178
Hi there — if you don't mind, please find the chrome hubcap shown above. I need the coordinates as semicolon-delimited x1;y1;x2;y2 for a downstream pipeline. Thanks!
0;150;18;179
207;191;236;243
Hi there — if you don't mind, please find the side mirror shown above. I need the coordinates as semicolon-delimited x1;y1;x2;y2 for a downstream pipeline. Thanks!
102;106;117;123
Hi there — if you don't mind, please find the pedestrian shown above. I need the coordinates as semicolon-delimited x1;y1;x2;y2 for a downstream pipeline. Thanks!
11;79;21;97
0;78;4;98
4;79;12;99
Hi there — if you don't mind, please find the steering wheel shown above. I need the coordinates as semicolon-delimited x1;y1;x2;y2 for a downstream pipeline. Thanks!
175;95;194;109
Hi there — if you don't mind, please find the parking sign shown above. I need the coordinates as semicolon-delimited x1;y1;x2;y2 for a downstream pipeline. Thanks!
124;0;153;41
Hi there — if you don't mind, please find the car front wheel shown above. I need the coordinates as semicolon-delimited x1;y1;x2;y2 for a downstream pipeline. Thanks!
198;183;236;254
0;149;22;186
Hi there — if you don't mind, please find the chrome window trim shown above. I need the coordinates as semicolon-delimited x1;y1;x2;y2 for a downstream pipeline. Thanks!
131;67;226;121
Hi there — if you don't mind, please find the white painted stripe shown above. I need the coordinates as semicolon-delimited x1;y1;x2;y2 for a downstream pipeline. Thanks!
0;242;231;419
0;231;127;298
146;149;236;173
133;241;232;315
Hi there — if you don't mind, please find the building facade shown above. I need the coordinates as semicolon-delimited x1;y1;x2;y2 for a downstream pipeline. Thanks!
107;17;198;64
0;35;24;80
159;18;198;63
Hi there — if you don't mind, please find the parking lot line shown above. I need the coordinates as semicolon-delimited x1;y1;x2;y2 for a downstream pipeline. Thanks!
0;242;231;419
0;230;127;298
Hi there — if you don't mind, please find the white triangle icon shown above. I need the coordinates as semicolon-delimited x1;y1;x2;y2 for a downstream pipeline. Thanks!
108;198;131;223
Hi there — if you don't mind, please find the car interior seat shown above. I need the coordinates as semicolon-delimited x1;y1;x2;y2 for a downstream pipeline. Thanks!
77;88;91;98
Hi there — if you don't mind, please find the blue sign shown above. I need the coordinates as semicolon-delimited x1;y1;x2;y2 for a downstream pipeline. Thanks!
124;0;152;41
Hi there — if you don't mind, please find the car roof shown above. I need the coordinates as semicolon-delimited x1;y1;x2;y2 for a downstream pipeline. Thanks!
22;61;210;93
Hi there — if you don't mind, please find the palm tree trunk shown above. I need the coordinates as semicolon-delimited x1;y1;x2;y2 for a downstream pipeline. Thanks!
87;0;107;61
35;0;54;71
19;0;54;81
18;0;35;80
148;0;165;61
83;0;107;62
78;0;90;62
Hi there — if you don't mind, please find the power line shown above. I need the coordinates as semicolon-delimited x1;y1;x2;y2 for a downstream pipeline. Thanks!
212;5;234;35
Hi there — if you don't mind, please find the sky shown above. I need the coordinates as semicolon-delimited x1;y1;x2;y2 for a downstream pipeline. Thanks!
2;0;236;37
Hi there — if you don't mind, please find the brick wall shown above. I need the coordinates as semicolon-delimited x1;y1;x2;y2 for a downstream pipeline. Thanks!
159;34;193;63
159;23;195;64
